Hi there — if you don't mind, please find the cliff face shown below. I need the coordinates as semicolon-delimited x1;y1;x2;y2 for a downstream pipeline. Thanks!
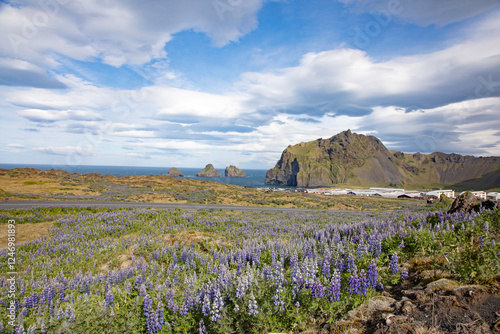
195;164;221;177
225;165;246;178
265;130;500;189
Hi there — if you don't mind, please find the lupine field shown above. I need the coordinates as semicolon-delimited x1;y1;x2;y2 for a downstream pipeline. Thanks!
0;205;499;333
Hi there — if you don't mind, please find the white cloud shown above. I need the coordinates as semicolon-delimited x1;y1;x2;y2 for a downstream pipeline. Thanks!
0;0;265;71
238;15;500;113
150;86;246;118
359;97;500;156
32;145;96;156
126;152;151;159
17;108;102;122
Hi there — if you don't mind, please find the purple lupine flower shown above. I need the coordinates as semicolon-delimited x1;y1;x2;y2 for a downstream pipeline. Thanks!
15;323;25;334
156;301;165;327
248;292;258;316
310;278;324;299
399;240;405;249
376;282;385;292
68;305;76;322
139;284;147;297
105;290;114;306
322;257;331;279
367;260;377;289
273;284;285;312
335;257;346;271
390;253;399;275
202;293;211;316
359;270;368;296
328;270;341;302
210;289;223;322
347;271;360;294
356;243;366;259
199;320;207;334
346;253;356;273
144;295;162;333
57;305;65;320
401;269;409;280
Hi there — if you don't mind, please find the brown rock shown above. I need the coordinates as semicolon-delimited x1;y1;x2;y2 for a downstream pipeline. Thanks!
347;296;396;321
426;278;460;292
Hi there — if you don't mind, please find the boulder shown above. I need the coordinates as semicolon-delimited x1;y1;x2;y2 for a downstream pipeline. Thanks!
425;278;460;292
448;192;489;213
195;164;221;177
347;296;396;321
225;165;246;178
165;167;183;177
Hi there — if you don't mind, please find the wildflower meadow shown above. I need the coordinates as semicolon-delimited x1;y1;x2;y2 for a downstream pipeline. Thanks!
0;205;499;333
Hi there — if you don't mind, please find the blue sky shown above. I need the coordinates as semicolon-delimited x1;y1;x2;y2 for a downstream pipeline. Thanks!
1;0;500;169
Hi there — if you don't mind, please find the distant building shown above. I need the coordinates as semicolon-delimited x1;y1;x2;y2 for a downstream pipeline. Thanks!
370;187;405;193
459;191;487;200
471;191;487;200
426;190;455;198
487;192;500;200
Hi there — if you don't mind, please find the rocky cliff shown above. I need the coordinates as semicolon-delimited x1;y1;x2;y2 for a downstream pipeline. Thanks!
265;130;500;189
195;164;221;177
165;167;183;177
225;165;246;178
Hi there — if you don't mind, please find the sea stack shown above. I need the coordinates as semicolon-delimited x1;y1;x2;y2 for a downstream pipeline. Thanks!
195;164;221;177
225;165;246;178
165;167;184;177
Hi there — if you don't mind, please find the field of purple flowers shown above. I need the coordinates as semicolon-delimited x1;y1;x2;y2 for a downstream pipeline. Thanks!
0;206;499;333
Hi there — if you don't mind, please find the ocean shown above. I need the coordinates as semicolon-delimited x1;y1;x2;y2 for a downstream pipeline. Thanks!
0;164;272;188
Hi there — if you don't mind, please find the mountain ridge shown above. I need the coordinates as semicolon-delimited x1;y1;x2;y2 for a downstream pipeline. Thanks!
265;130;500;189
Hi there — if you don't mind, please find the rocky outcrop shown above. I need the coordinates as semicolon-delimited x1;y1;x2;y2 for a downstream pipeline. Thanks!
195;164;221;177
448;192;497;213
165;167;183;177
335;279;500;334
225;165;246;178
265;130;500;188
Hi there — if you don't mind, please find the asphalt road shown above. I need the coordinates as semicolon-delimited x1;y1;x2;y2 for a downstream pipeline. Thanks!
0;200;352;214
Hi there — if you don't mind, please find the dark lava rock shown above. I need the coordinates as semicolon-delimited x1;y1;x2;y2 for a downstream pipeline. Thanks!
448;192;497;214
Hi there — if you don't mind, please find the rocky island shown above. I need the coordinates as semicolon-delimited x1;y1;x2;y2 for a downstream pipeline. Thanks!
195;164;221;177
265;130;500;189
165;167;183;177
225;165;246;178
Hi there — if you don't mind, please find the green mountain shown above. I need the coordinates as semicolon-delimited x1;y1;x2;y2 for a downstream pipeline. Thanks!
265;130;500;190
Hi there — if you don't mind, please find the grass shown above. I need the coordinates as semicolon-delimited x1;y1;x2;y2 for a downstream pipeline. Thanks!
0;168;430;211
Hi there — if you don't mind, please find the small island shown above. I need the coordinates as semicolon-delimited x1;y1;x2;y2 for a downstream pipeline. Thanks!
195;164;221;177
165;167;184;177
225;165;246;178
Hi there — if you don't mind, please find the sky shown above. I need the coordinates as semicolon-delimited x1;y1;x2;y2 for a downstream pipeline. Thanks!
1;0;500;169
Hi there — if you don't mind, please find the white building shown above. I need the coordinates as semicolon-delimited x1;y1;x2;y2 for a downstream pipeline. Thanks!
459;191;487;200
487;192;500;200
471;191;487;200
369;187;405;193
426;190;455;198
